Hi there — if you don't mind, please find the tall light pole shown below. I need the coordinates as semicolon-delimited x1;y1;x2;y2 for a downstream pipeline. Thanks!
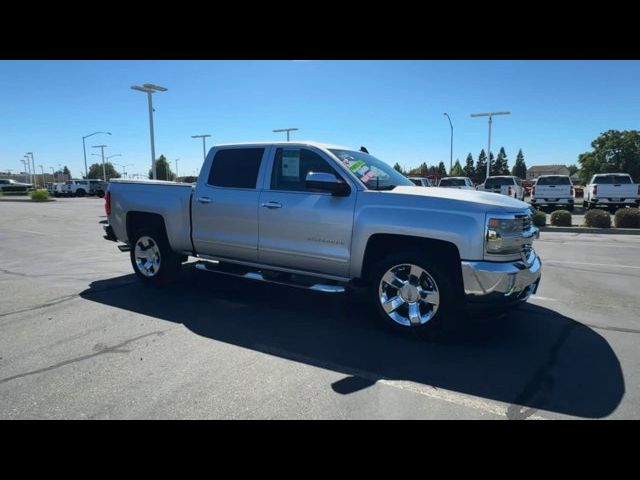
131;83;168;180
443;113;453;175
93;153;122;180
470;111;511;180
115;163;133;179
92;145;108;181
83;132;111;179
26;153;36;186
20;159;28;184
24;155;32;185
174;158;179;180
191;134;211;160
273;128;299;142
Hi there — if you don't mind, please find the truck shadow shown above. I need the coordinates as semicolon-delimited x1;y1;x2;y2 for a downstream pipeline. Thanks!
80;265;624;419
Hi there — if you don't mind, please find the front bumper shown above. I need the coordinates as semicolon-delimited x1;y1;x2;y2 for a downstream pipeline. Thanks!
461;249;541;305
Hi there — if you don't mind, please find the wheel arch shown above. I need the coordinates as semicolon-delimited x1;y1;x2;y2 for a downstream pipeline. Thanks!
360;234;464;300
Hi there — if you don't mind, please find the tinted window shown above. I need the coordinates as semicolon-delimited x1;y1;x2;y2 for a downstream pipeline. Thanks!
594;175;632;184
208;148;264;189
271;148;338;192
536;176;571;185
440;178;466;186
485;177;515;188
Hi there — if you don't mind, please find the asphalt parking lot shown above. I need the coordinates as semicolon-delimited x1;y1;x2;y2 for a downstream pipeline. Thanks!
1;198;639;419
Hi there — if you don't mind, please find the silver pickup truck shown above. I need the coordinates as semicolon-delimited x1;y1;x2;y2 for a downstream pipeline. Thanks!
104;142;541;336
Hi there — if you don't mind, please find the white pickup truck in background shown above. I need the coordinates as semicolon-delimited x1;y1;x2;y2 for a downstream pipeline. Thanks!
530;175;575;211
476;176;525;200
584;173;640;211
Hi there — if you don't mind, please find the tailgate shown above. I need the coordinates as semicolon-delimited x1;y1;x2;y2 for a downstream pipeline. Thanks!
535;185;572;198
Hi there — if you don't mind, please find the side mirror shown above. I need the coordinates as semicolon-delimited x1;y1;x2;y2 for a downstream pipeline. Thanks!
305;172;350;196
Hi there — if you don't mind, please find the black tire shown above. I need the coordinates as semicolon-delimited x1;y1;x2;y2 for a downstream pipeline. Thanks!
96;190;105;198
368;250;458;339
76;189;86;197
129;228;181;285
567;205;575;212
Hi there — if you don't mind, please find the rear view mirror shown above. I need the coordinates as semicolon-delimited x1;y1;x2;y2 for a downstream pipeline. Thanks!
305;172;350;196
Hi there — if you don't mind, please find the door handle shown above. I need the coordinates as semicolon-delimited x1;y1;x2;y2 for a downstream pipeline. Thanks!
260;201;282;209
196;196;212;204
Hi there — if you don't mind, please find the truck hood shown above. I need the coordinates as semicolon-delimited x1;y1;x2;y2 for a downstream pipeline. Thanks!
383;186;530;212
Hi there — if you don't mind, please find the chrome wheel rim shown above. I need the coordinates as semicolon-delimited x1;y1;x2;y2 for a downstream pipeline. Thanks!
134;236;161;277
378;263;440;327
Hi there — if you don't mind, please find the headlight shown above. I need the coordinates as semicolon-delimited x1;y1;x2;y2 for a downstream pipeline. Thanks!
486;216;529;255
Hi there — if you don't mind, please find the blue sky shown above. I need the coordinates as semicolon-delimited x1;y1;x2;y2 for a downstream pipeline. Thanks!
1;60;639;178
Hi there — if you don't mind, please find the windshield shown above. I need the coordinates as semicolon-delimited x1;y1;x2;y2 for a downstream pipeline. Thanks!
329;149;414;190
536;176;571;185
594;175;632;184
485;177;515;188
440;178;466;187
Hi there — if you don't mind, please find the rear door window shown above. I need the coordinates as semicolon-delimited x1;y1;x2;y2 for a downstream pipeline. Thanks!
208;148;265;189
536;176;571;185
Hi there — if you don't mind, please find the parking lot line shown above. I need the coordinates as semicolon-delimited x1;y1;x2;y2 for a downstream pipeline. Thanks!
543;260;640;269
255;343;547;420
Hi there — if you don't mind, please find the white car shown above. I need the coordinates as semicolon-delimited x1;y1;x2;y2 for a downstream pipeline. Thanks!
477;176;525;200
408;177;433;187
530;175;575;211
438;177;475;190
584;173;639;211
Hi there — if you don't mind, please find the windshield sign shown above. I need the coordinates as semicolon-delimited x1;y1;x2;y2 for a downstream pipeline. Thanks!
329;149;413;191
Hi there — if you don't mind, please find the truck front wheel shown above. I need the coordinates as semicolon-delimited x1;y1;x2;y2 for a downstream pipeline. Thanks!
369;251;457;338
130;229;181;285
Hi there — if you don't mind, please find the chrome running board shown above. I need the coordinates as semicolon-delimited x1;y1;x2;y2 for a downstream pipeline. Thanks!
195;260;345;293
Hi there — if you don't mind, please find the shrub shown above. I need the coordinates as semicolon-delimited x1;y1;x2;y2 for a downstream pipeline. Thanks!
584;209;611;228
30;189;49;201
531;210;546;227
614;208;640;228
550;210;572;227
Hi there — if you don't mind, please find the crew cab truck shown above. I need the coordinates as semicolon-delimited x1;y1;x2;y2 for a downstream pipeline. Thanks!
584;173;640;211
530;175;575;211
104;142;541;336
477;176;525;201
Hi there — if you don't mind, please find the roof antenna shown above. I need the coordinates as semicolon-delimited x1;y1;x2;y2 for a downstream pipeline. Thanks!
360;146;369;154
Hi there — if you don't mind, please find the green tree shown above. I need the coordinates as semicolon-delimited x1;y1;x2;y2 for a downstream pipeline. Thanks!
62;166;71;178
511;149;527;179
567;164;579;176
148;155;176;181
475;149;487;184
450;159;464;176
492;147;510;175
578;130;640;183
437;161;447;177
393;162;404;174
87;162;121;180
463;153;475;178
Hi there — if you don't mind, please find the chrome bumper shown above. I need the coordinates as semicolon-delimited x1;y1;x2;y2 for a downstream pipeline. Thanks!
461;249;542;304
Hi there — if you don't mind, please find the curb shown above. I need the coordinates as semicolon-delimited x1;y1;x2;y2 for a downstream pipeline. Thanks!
539;226;640;235
0;198;56;203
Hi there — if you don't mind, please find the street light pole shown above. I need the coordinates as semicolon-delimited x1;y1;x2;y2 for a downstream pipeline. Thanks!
175;159;179;180
191;134;211;160
26;153;36;186
443;113;453;175
83;132;111;179
273;128;299;142
470;111;511;180
92;145;108;181
24;155;32;185
20;160;28;183
131;84;168;180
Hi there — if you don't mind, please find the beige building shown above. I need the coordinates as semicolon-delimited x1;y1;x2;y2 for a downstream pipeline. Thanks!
526;165;570;180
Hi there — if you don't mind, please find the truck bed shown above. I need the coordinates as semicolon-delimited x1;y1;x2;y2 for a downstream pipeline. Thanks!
108;179;195;254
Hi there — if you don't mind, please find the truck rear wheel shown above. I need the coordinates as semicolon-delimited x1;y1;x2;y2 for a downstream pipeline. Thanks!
76;189;86;197
369;250;458;338
130;229;181;285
